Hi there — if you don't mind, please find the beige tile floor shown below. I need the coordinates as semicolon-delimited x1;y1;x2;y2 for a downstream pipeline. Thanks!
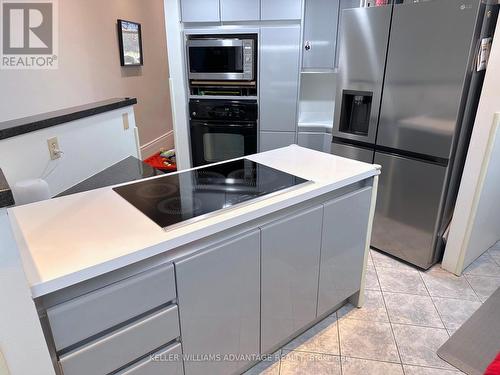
245;242;500;375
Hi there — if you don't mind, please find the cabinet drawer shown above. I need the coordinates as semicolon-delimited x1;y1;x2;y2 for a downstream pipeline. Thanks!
116;342;183;375
60;305;180;375
48;263;176;351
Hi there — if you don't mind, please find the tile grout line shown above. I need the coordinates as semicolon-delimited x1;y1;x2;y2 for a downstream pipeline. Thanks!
372;255;406;375
488;249;500;267
288;348;409;367
417;270;449;335
462;273;483;302
464;272;500;279
342;315;445;330
376;287;479;301
336;311;344;375
403;363;464;373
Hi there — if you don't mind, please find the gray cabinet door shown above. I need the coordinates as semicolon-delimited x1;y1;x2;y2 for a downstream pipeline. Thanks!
260;131;295;152
176;230;260;375
317;187;372;316
261;206;323;353
261;0;302;20
303;0;339;70
260;26;301;132
181;0;220;22
221;0;260;21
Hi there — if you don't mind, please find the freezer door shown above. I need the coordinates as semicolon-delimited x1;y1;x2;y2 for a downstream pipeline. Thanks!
372;152;447;269
377;0;480;159
333;6;392;144
331;142;374;164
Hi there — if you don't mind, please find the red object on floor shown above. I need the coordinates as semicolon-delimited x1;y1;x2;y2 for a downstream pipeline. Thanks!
485;352;500;375
144;153;177;172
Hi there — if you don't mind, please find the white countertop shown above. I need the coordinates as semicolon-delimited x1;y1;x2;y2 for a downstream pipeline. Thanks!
7;145;379;298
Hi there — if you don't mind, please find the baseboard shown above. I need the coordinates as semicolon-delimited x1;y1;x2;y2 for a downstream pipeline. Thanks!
140;131;174;159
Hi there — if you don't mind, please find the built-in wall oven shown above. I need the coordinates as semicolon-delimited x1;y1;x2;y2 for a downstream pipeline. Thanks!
187;35;256;82
190;99;258;167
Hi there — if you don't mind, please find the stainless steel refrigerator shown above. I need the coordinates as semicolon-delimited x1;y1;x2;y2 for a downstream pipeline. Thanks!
331;0;499;269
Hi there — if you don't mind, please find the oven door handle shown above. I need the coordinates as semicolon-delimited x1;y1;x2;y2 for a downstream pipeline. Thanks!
198;122;257;129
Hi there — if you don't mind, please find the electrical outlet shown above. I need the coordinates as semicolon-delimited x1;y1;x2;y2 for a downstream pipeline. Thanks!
47;137;61;160
122;113;130;130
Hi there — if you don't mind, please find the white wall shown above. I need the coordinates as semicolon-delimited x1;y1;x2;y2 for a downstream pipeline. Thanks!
463;114;500;265
0;108;139;198
0;0;174;156
442;16;500;275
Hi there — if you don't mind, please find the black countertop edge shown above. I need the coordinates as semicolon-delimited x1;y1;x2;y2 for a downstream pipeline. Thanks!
0;168;15;208
0;97;137;141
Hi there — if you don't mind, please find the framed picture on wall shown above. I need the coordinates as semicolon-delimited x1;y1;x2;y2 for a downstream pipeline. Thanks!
117;19;143;66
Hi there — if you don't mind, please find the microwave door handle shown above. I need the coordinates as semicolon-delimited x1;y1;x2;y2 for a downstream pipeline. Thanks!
188;39;244;48
236;51;243;71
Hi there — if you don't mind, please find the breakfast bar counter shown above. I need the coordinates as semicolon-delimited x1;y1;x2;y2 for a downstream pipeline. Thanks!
3;145;380;375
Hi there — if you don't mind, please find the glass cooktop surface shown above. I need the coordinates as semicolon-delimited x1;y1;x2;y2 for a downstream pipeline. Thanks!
113;158;309;230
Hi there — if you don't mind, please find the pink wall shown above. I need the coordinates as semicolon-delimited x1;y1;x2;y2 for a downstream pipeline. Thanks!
0;0;173;152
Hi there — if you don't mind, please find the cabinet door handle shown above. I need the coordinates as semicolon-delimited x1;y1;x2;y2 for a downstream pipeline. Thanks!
304;41;311;51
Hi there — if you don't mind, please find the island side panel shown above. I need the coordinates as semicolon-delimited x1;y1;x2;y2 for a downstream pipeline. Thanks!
0;210;55;375
349;175;379;307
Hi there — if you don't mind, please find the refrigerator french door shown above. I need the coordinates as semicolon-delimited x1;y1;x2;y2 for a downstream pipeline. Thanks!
332;0;499;268
371;152;447;267
332;5;391;146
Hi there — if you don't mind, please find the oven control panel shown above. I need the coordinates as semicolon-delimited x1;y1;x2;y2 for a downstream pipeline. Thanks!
189;100;258;122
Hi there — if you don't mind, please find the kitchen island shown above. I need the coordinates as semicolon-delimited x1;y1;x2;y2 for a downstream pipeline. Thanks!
2;145;380;375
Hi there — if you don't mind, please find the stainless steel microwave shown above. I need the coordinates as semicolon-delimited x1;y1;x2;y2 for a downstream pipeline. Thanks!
187;36;256;81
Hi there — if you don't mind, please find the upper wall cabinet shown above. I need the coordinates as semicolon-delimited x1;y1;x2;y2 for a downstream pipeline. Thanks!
261;0;303;20
260;25;301;133
221;0;260;21
302;0;339;70
181;0;220;22
182;0;284;22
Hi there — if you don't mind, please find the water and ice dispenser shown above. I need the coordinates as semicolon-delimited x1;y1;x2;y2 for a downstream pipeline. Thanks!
339;90;373;136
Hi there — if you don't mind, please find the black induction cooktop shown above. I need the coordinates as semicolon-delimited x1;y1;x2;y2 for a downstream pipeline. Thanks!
113;158;309;230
